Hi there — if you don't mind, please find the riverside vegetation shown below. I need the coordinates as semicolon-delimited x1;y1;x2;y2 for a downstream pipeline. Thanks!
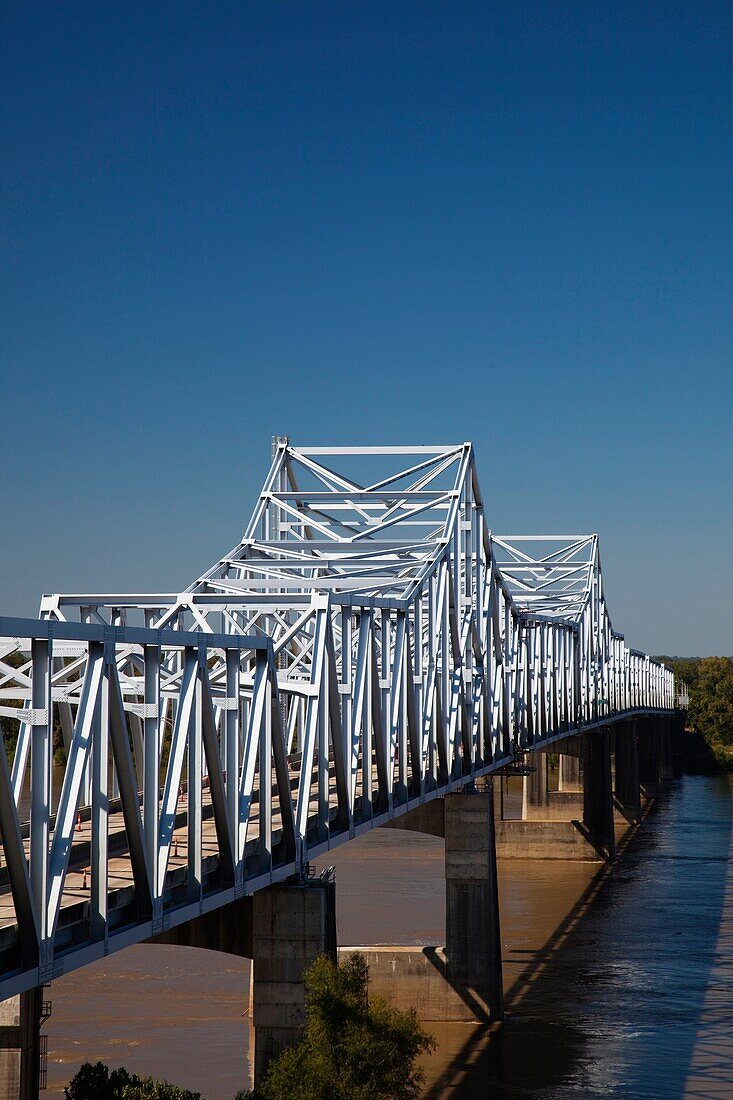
65;1062;201;1099
240;953;434;1100
662;656;733;770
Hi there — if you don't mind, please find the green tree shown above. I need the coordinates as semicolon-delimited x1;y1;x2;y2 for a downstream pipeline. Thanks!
246;953;435;1100
65;1061;201;1100
689;658;733;746
663;655;733;767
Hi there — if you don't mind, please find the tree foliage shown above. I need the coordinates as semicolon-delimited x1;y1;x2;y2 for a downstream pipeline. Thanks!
65;1061;201;1100
246;953;434;1100
664;656;733;762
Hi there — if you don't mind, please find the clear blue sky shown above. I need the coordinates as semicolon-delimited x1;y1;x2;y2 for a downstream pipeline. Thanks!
1;1;731;656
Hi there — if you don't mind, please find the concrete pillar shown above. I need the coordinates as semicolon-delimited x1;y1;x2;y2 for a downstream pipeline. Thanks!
611;717;638;822
638;717;660;799
614;720;641;823
671;712;685;778
0;998;21;1100
251;880;336;1086
0;990;42;1100
444;784;503;1022
558;753;581;792
522;750;547;819
582;729;616;861
658;717;674;784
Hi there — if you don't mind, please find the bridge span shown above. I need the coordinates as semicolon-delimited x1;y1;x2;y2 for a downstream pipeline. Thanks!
0;442;684;1094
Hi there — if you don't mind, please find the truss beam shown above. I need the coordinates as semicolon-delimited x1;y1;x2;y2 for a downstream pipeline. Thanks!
0;443;678;1000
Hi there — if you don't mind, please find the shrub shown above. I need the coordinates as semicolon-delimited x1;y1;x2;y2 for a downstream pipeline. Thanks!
243;952;435;1100
65;1061;202;1100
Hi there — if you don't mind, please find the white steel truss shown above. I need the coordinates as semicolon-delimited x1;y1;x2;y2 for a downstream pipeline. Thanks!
0;442;676;998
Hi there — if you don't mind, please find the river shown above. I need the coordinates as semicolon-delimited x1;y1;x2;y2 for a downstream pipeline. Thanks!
43;773;733;1098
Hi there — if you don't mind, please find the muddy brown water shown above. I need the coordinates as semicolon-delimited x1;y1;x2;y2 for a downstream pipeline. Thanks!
44;774;733;1098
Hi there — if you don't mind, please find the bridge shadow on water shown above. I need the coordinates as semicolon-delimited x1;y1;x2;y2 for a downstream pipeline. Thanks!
421;775;733;1099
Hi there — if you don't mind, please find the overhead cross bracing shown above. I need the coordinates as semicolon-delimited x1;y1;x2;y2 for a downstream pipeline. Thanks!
490;534;602;620
0;442;676;999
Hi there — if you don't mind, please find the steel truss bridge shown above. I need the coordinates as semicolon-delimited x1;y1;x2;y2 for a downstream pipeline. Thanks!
0;442;676;1000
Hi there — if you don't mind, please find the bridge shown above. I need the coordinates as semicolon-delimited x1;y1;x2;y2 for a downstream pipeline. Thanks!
0;442;684;1094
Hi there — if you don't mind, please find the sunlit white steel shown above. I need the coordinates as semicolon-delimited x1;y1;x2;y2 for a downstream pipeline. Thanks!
0;442;679;999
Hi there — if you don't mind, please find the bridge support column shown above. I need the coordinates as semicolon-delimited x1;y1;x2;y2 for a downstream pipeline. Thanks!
614;720;641;824
0;990;43;1100
444;784;504;1021
671;712;685;778
638;717;660;799
558;753;581;792
582;729;615;861
522;751;548;819
658;717;674;784
251;880;336;1086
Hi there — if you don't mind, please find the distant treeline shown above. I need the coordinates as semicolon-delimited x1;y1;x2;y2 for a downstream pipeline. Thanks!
659;656;733;770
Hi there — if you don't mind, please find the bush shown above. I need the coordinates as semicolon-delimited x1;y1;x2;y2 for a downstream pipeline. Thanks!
65;1061;202;1100
244;952;435;1100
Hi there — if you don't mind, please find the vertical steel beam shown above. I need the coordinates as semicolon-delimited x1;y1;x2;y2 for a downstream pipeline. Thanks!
143;644;160;908
91;659;109;941
225;649;240;846
259;669;273;872
30;639;51;965
187;652;204;902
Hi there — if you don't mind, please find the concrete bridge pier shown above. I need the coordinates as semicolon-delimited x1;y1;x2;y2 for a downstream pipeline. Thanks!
493;735;604;860
444;786;504;1021
582;728;616;861
614;720;642;823
522;750;548;818
372;784;503;1023
251;880;336;1086
0;989;43;1100
671;711;686;778
658;717;674;785
638;717;661;799
558;753;581;792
